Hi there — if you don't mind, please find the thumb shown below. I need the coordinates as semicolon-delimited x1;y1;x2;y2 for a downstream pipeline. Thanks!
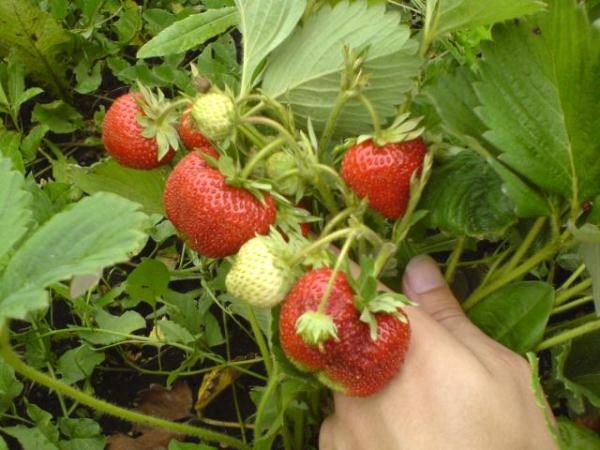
402;255;480;341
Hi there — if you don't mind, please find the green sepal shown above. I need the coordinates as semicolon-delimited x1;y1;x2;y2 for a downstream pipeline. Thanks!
295;310;338;348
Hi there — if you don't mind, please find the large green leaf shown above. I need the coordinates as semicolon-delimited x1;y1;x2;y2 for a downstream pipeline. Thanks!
423;0;545;47
421;150;516;237
81;310;146;345
424;68;550;218
558;418;600;450
236;0;306;94
59;159;168;215
137;8;239;58
0;193;148;322
262;1;420;137
475;0;600;202
0;0;71;95
1;426;57;450
0;157;31;263
468;281;554;354
554;331;600;408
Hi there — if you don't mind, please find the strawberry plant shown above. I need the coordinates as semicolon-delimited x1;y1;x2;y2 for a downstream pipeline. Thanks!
1;0;600;449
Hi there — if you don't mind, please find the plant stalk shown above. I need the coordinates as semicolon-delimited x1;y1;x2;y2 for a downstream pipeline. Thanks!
537;319;600;351
246;305;273;378
0;327;248;450
444;237;465;283
240;136;286;179
555;278;592;306
499;217;547;277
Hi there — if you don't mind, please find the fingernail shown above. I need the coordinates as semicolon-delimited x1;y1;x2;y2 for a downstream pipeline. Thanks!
403;255;446;295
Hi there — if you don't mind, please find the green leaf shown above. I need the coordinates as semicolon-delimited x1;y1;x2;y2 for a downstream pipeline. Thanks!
570;222;600;314
421;150;516;237
475;0;600;202
21;125;49;163
138;8;239;58
0;288;48;324
156;319;195;345
423;0;545;47
558;418;600;450
74;59;103;94
59;438;106;450
237;0;306;94
262;1;420;137
31;100;84;134
81;310;146;345
59;159;169;215
57;344;105;385
26;403;59;445
0;357;23;414
168;442;217;450
113;0;141;44
0;0;71;95
0;193;148;320
469;282;554;354
0;130;24;172
1;426;57;450
424;66;487;140
126;259;170;304
556;330;600;407
203;312;225;347
0;157;32;263
58;418;102;439
0;436;6;450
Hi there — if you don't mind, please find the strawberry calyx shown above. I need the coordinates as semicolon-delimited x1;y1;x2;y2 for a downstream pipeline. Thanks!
350;254;414;341
134;82;188;160
295;311;339;351
359;113;424;147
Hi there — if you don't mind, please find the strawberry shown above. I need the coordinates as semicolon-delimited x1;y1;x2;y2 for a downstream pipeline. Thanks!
279;268;410;396
191;91;235;143
178;107;210;150
163;150;276;258
226;235;300;308
341;137;426;219
102;90;178;169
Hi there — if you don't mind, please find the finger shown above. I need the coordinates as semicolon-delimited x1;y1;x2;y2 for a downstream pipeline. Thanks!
319;416;337;450
402;255;485;343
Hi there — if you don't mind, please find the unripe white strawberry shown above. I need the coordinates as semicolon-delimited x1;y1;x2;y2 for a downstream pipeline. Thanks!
226;235;298;308
191;91;235;142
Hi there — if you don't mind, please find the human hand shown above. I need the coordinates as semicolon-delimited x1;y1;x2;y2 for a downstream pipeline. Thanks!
319;255;557;450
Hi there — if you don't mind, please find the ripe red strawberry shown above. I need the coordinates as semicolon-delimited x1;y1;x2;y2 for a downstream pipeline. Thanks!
178;107;210;150
279;268;410;396
341;137;426;219
164;150;277;258
102;93;176;169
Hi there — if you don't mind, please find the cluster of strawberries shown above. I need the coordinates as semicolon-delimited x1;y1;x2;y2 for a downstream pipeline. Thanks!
101;86;426;396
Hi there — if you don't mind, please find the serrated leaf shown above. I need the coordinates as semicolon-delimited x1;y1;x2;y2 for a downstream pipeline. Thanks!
0;157;32;263
423;0;545;47
0;193;148;319
558;418;600;450
475;0;600;203
62;159;168;215
58;418;102;439
0;0;71;95
571;222;600;315
237;0;306;94
262;1;420;137
421;150;516;237
0;357;23;414
554;331;600;408
81;310;146;345
424;66;487;140
126;259;170;304
469;282;554;354
1;426;57;450
138;8;239;58
57;344;105;385
31;100;84;134
0;289;48;324
0;129;24;172
157;319;195;345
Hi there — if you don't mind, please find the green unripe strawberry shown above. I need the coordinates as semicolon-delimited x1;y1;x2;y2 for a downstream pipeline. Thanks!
191;91;235;143
226;235;298;308
266;152;300;196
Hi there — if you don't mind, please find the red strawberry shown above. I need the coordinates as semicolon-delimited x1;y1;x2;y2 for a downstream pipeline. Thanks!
341;137;426;219
279;268;410;396
102;93;176;169
164;150;277;258
178;107;210;150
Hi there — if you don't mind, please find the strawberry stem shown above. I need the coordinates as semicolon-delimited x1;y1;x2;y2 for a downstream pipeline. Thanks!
320;207;357;237
246;305;273;378
240;136;286;179
372;242;398;279
316;233;357;314
242;116;297;148
288;228;355;267
358;94;382;139
318;90;352;153
0;326;249;450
